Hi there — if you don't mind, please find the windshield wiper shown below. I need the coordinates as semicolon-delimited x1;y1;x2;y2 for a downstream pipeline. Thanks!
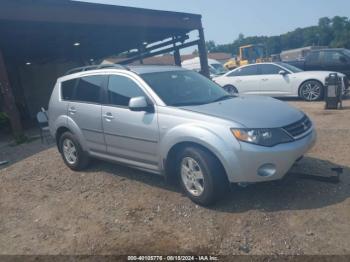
211;95;235;103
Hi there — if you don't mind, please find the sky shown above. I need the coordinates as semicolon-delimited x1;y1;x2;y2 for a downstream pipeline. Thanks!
77;0;350;45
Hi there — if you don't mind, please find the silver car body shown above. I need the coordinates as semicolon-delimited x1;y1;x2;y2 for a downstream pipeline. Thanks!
49;66;316;183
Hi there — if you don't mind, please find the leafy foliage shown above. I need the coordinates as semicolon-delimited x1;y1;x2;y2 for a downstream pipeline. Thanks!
208;16;350;56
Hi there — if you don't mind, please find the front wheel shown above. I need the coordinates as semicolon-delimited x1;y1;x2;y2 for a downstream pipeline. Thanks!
299;80;324;101
223;85;238;95
177;146;228;206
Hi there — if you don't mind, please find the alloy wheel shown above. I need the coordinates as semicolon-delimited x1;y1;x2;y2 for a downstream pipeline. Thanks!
301;81;322;101
180;157;205;197
62;138;78;165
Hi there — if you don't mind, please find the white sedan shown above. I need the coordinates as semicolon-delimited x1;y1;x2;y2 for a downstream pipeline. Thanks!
213;62;347;101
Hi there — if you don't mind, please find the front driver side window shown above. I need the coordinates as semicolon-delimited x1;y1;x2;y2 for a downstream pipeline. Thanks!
323;51;346;64
228;65;258;77
260;64;282;75
107;75;145;107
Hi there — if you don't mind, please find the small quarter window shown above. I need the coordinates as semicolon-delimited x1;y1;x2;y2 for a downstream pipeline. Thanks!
61;79;77;100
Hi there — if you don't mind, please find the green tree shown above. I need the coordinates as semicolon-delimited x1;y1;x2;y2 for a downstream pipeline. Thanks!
208;16;350;56
206;40;217;52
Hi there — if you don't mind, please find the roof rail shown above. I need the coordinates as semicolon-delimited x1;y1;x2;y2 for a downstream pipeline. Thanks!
64;64;129;75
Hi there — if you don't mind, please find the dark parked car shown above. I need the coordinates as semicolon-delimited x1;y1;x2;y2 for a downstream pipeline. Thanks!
286;48;350;78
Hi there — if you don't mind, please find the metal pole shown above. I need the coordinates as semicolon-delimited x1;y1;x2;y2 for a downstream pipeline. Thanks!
138;44;144;65
174;48;181;66
197;27;210;78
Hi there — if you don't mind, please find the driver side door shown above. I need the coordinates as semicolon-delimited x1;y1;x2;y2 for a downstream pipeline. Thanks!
101;74;160;170
258;64;292;96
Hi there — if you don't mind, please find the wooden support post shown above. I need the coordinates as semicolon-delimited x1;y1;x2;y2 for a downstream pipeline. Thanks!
174;48;181;66
0;49;23;137
197;27;210;78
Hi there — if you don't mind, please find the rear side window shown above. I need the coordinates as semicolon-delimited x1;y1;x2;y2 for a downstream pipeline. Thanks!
75;75;106;104
307;52;320;63
61;79;77;100
107;75;145;106
228;65;258;76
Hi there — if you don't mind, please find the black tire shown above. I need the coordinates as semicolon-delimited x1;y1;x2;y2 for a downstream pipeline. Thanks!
176;146;229;206
223;85;238;95
58;131;89;171
299;80;324;101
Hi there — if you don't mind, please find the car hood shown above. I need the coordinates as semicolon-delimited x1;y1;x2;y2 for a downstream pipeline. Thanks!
180;96;304;128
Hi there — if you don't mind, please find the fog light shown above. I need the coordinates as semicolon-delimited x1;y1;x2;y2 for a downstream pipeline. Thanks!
257;164;276;177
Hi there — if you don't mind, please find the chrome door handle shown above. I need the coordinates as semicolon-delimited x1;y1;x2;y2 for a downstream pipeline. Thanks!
103;113;114;121
262;78;268;81
68;107;76;114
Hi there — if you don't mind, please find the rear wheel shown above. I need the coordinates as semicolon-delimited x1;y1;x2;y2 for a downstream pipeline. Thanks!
299;80;323;101
176;146;228;206
59;132;89;171
223;85;238;95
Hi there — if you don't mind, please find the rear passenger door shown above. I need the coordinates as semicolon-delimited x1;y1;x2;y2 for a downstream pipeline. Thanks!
101;74;159;170
227;65;261;94
67;75;107;153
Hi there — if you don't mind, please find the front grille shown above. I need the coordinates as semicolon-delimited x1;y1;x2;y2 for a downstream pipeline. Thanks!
283;115;312;138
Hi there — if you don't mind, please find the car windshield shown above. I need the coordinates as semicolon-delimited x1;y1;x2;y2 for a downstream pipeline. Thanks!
276;62;303;73
211;63;228;75
141;70;233;106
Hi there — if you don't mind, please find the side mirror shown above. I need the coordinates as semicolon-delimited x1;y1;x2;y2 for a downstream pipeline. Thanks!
279;70;288;75
128;96;153;112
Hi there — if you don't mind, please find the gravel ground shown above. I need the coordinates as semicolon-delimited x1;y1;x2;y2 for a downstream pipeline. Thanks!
0;99;349;256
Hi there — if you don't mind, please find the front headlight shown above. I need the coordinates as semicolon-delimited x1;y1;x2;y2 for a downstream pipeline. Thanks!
231;128;293;147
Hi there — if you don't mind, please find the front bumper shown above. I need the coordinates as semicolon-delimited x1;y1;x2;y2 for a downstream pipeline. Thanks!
224;129;317;183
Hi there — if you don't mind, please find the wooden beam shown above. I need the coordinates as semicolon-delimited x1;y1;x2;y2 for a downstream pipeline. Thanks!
0;49;23;137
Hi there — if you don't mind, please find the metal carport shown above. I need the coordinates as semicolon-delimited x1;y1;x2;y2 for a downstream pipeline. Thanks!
0;0;209;136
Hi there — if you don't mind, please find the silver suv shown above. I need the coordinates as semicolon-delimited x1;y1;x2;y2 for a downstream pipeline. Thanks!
48;65;316;205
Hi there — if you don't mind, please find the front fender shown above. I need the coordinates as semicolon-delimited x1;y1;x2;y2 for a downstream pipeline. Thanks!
160;123;240;177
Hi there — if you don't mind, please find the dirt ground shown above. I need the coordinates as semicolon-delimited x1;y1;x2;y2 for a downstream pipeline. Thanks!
0;99;349;256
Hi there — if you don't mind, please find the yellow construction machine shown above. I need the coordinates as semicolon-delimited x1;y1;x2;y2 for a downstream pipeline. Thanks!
224;44;268;70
